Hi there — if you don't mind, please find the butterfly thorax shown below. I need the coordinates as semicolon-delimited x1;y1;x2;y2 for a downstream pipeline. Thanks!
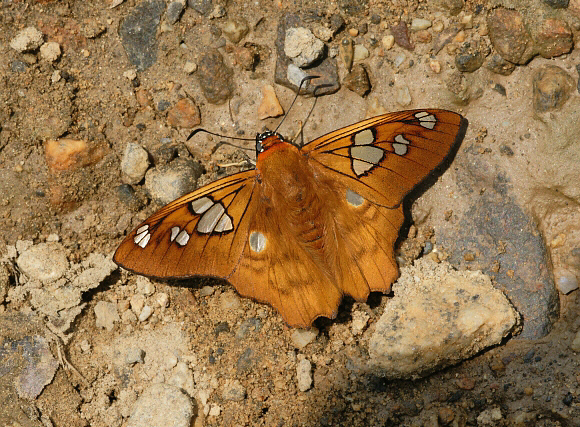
255;130;285;155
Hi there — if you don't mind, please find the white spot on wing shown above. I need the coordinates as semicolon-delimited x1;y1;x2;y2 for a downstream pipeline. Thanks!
249;231;267;253
170;226;180;242
415;111;437;129
346;189;364;207
136;224;149;234
353;128;375;145
175;230;190;246
197;202;226;234
393;134;411;156
191;197;213;214
350;145;384;176
214;214;233;232
135;231;151;248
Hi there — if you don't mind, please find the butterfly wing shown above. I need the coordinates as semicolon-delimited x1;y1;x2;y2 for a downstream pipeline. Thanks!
303;109;467;208
113;170;258;279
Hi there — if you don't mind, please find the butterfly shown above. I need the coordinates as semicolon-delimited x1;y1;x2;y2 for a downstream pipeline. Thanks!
114;109;467;327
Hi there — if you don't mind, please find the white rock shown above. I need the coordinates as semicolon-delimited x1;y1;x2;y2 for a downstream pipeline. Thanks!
369;259;520;379
183;61;197;74
287;63;309;88
169;362;195;396
136;276;155;296
121;143;150;184
95;301;120;331
477;407;503;425
296;359;312;392
130;294;145;315
396;85;412;106
284;27;324;67
291;328;318;350
10;27;44;52
139;305;153;322
127;383;194;427
16;243;69;282
353;44;369;62
554;268;578;294
40;42;61;62
351;311;370;335
410;18;432;31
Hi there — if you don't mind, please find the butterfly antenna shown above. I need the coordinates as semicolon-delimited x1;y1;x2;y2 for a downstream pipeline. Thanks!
274;75;320;133
296;82;335;146
187;128;254;143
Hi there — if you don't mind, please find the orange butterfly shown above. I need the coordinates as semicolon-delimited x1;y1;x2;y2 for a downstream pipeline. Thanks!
114;109;467;327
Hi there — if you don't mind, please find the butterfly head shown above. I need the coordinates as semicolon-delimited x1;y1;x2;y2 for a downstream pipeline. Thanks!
256;131;285;154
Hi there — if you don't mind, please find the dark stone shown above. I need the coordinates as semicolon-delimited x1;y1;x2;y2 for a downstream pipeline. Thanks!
485;53;516;76
214;321;230;337
390;21;414;51
119;0;165;71
10;61;28;73
532;65;574;112
492;83;506;96
338;0;368;15
543;0;569;8
235;317;262;340
157;99;171;112
343;64;371;97
455;41;489;73
166;1;184;24
487;8;534;65
329;14;345;34
237;348;255;373
370;14;381;25
274;14;339;96
196;49;234;104
188;0;212;16
115;184;144;210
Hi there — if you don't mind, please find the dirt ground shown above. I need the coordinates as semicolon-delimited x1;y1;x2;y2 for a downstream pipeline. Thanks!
1;0;580;426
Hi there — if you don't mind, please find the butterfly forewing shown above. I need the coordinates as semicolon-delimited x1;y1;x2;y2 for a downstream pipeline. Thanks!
304;109;465;208
114;170;257;279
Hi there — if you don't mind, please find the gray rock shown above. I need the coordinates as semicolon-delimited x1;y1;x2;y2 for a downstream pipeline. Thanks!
127;383;194;427
95;301;120;331
168;362;195;396
10;27;44;52
144;158;202;205
119;0;165;71
554;268;579;294
125;348;146;365
284;27;325;67
369;259;520;379
296;358;312;392
14;335;60;400
187;0;212;16
17;242;69;283
121;143;150;184
166;1;185;25
222;379;246;401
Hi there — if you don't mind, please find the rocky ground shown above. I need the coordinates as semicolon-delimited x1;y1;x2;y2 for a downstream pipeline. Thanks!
1;0;580;426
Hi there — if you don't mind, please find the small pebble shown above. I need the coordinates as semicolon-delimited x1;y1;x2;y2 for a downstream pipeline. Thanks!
183;61;197;74
10;27;44;52
258;84;284;120
291;328;318;350
348;28;359;37
94;301;120;331
395;85;412;106
139;305;153;322
353;44;369;62
199;286;215;296
429;60;442;73
125;348;146;365
136;276;155;296
411;18;432;31
128;383;194;427
554;268;578;294
297;358;313;392
39;42;61;62
222;380;246;401
131;294;145;315
382;35;395;50
156;292;169;308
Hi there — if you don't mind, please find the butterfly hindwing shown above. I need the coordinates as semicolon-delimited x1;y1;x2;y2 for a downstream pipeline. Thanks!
304;109;466;208
113;170;258;279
